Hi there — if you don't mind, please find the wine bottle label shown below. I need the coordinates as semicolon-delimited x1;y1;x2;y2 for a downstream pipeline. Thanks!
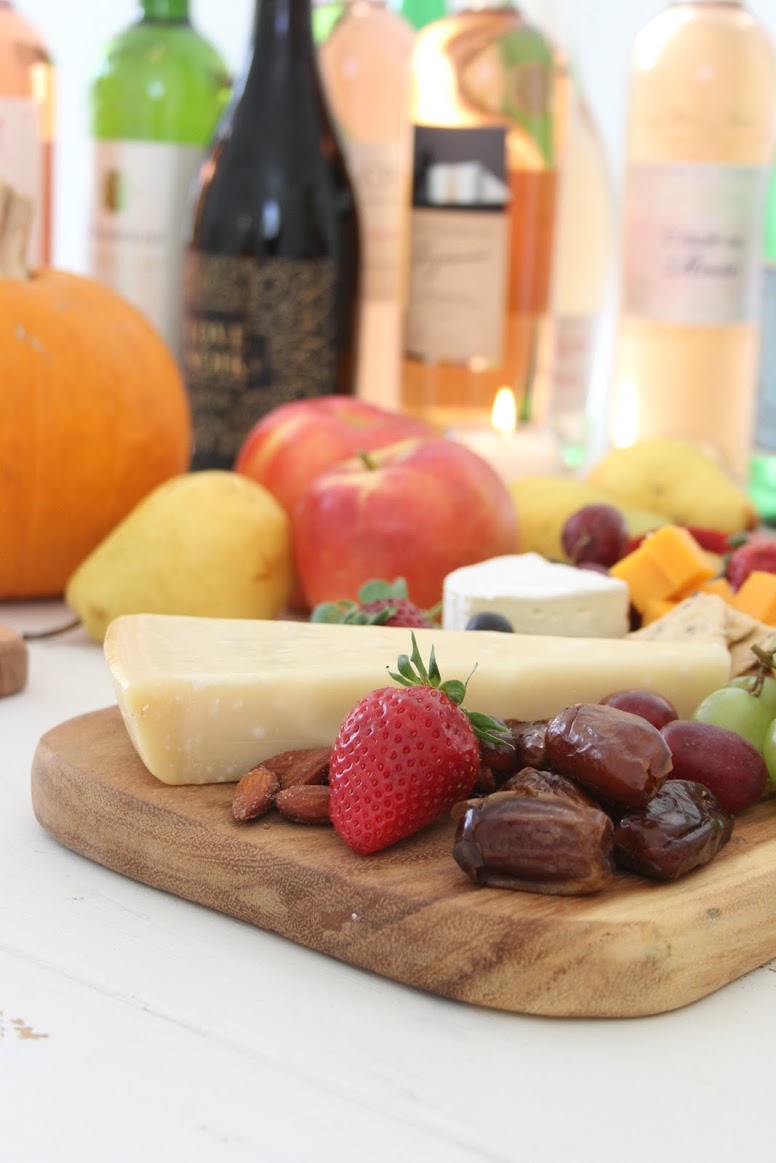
406;126;509;365
553;314;597;415
89;140;205;354
0;98;45;267
181;252;338;466
756;261;776;454
621;162;768;326
342;138;407;303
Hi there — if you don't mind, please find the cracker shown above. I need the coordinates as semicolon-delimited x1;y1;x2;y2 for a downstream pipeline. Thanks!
628;593;729;652
628;591;776;678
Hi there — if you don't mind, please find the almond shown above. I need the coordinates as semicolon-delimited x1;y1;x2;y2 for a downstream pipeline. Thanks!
232;765;280;822
275;784;332;825
261;746;331;789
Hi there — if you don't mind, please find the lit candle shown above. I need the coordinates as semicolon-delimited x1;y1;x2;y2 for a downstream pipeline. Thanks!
447;388;566;483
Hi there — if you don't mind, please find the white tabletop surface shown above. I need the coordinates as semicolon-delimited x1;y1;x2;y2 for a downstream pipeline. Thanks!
3;599;776;1163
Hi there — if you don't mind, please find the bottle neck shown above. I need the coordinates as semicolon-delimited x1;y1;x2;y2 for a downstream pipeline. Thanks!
251;0;316;49
141;0;190;20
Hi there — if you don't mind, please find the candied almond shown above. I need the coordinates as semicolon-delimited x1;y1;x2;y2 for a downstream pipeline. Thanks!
275;784;332;825
232;765;280;822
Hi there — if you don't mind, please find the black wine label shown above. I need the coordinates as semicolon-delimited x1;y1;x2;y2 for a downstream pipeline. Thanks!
182;252;338;466
411;125;508;210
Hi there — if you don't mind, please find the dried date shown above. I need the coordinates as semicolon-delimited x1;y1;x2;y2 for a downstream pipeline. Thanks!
501;766;599;808
453;790;615;896
613;779;733;881
544;703;672;810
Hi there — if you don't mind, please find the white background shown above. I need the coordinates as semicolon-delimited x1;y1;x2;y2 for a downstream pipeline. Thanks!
20;0;776;275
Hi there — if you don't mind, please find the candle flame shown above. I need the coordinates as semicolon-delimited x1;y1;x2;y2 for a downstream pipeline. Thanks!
491;387;517;436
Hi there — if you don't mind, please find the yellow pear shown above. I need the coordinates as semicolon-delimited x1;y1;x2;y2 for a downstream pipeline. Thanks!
587;438;758;534
66;471;293;640
508;476;665;562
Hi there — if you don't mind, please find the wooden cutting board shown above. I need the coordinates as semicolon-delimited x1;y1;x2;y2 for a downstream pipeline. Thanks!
30;706;776;1019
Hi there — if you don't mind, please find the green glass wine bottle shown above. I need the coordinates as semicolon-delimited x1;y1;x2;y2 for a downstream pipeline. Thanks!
88;0;231;355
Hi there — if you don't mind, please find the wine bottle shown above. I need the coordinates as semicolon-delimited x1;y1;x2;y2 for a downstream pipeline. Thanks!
0;1;54;267
319;0;414;409
402;0;569;432
89;0;230;356
750;166;776;522
181;0;361;471
521;0;614;470
611;0;776;481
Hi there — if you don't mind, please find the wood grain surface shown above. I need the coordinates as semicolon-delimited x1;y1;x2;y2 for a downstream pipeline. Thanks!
0;624;27;697
30;706;776;1019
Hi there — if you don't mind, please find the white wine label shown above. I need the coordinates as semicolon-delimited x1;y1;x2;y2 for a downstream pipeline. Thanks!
552;314;596;415
343;138;407;302
181;252;338;467
406;209;509;365
406;125;509;365
756;261;776;454
622;162;768;326
89;140;205;353
0;98;45;267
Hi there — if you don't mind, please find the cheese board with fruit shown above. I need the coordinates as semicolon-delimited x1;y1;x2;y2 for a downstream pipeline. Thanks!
18;401;776;1021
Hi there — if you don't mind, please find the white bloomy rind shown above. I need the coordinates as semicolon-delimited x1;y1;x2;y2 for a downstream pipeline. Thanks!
104;614;730;787
443;553;631;637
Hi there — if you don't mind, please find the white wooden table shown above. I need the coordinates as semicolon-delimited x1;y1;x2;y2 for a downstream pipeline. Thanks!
3;600;776;1163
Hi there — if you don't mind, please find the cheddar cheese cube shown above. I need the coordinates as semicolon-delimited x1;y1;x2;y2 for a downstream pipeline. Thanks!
699;576;736;603
610;525;717;614
731;571;776;625
640;596;678;626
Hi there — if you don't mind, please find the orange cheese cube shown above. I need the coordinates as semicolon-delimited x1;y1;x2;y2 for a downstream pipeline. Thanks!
610;525;717;614
699;576;736;603
640;596;679;626
731;571;776;624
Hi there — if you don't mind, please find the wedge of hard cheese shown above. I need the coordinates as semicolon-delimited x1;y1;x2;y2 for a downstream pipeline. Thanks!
104;614;731;786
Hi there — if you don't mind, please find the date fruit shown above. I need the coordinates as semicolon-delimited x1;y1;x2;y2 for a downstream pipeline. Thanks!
613;780;733;881
501;765;598;808
660;719;768;814
453;790;614;896
544;703;673;809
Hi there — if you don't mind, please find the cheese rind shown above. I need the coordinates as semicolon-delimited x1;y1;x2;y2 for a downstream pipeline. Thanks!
443;553;630;637
105;614;731;787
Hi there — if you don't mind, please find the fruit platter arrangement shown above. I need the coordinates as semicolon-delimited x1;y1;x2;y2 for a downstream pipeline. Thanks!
8;387;776;1017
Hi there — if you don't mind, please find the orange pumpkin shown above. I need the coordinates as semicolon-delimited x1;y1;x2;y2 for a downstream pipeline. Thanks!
0;185;192;598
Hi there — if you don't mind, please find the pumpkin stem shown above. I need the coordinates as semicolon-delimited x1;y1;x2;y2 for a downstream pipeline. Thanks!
0;181;32;279
22;617;82;641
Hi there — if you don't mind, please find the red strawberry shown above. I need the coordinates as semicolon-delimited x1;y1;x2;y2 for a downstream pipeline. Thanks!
310;577;435;629
357;596;432;628
726;534;776;591
329;634;510;854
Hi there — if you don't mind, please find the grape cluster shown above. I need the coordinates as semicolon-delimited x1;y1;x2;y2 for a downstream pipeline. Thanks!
601;684;770;815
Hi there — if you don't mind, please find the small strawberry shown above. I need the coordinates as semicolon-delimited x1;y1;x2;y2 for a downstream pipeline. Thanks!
726;534;776;591
329;633;512;854
310;578;436;629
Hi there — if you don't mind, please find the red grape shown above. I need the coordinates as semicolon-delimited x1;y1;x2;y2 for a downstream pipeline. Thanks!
599;689;679;730
561;504;628;568
660;719;768;814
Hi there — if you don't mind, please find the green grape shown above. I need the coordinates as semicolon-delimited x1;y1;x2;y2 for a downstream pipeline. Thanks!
728;674;776;720
762;719;776;784
692;686;773;752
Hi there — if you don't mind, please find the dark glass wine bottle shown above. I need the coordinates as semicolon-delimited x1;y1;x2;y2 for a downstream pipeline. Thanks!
181;0;361;470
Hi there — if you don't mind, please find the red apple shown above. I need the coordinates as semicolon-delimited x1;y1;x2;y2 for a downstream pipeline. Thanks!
294;436;520;610
234;396;434;522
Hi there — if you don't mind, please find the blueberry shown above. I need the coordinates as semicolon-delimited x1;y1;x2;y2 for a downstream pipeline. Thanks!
465;611;514;633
